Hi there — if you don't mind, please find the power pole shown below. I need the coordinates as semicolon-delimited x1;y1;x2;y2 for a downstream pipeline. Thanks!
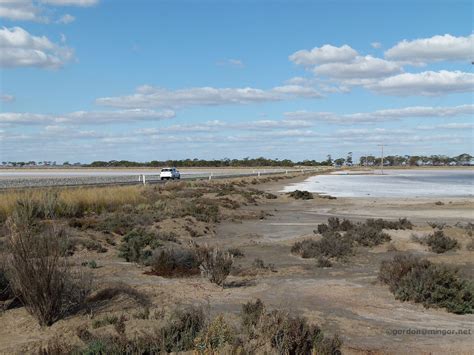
377;144;385;175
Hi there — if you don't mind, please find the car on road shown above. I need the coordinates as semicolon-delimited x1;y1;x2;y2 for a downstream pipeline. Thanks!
160;167;180;180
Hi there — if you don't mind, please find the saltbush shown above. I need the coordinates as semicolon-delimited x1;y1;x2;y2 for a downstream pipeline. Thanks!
379;254;473;314
150;248;200;277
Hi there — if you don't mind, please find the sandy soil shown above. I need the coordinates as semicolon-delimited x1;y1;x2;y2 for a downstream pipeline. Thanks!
0;174;472;354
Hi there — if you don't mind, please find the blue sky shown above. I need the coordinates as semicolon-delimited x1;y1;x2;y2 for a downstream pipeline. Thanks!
1;0;473;163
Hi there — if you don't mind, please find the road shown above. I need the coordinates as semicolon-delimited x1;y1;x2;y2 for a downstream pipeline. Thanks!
0;167;320;189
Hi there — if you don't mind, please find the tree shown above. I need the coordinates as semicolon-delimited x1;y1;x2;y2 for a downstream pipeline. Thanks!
326;155;333;165
346;152;353;164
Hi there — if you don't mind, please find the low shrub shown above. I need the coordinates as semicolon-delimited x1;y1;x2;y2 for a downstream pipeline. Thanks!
194;314;234;352
227;247;245;258
87;283;150;308
288;190;313;200
241;299;265;338
379;254;473;314
252;258;276;272
428;221;446;230
366;218;413;230
425;230;459;253
346;225;391;247
160;306;206;353
196;246;233;286
316;256;332;268
150;248;200;277
251;305;343;355
292;233;353;260
7;218;92;326
118;228;161;263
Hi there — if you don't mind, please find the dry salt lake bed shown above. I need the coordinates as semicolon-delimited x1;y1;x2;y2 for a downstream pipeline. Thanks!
282;169;474;198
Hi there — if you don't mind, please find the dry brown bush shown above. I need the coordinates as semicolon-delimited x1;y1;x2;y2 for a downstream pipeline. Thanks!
6;201;92;326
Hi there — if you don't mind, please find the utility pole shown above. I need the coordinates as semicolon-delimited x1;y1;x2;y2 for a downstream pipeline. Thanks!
377;144;385;175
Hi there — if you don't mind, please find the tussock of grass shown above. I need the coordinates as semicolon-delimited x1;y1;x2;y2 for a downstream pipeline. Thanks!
0;186;147;222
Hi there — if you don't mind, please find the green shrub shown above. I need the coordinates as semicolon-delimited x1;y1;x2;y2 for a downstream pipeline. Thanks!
288;190;313;200
425;230;459;253
292;233;353;260
160;306;206;352
118;228;161;263
150;248;200;277
346;225;391;247
379;254;473;314
365;218;413;230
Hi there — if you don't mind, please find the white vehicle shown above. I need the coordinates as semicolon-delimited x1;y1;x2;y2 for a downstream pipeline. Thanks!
160;167;180;180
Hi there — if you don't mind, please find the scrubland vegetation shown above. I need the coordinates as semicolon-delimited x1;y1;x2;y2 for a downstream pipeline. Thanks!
379;254;473;314
0;172;472;353
291;217;410;261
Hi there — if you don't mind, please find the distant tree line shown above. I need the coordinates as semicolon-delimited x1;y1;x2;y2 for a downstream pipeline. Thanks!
2;153;472;168
357;153;473;167
86;157;331;168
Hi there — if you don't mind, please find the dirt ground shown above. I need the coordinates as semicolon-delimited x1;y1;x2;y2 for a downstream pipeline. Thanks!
0;174;473;354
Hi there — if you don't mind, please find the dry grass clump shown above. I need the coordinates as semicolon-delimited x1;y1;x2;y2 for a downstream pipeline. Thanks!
75;306;205;354
6;201;92;326
0;186;147;223
379;254;473;314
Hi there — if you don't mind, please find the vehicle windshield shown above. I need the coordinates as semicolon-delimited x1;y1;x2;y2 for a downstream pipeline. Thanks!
161;168;172;172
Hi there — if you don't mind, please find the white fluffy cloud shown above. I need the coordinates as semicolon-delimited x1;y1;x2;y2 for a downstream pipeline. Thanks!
367;70;474;96
0;26;74;68
385;34;474;64
289;44;358;66
0;109;175;125
41;0;98;5
285;104;474;124
313;55;402;80
56;13;75;24
0;0;97;22
96;84;322;109
0;0;43;21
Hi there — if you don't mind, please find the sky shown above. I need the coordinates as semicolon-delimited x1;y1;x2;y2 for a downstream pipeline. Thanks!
0;0;473;163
